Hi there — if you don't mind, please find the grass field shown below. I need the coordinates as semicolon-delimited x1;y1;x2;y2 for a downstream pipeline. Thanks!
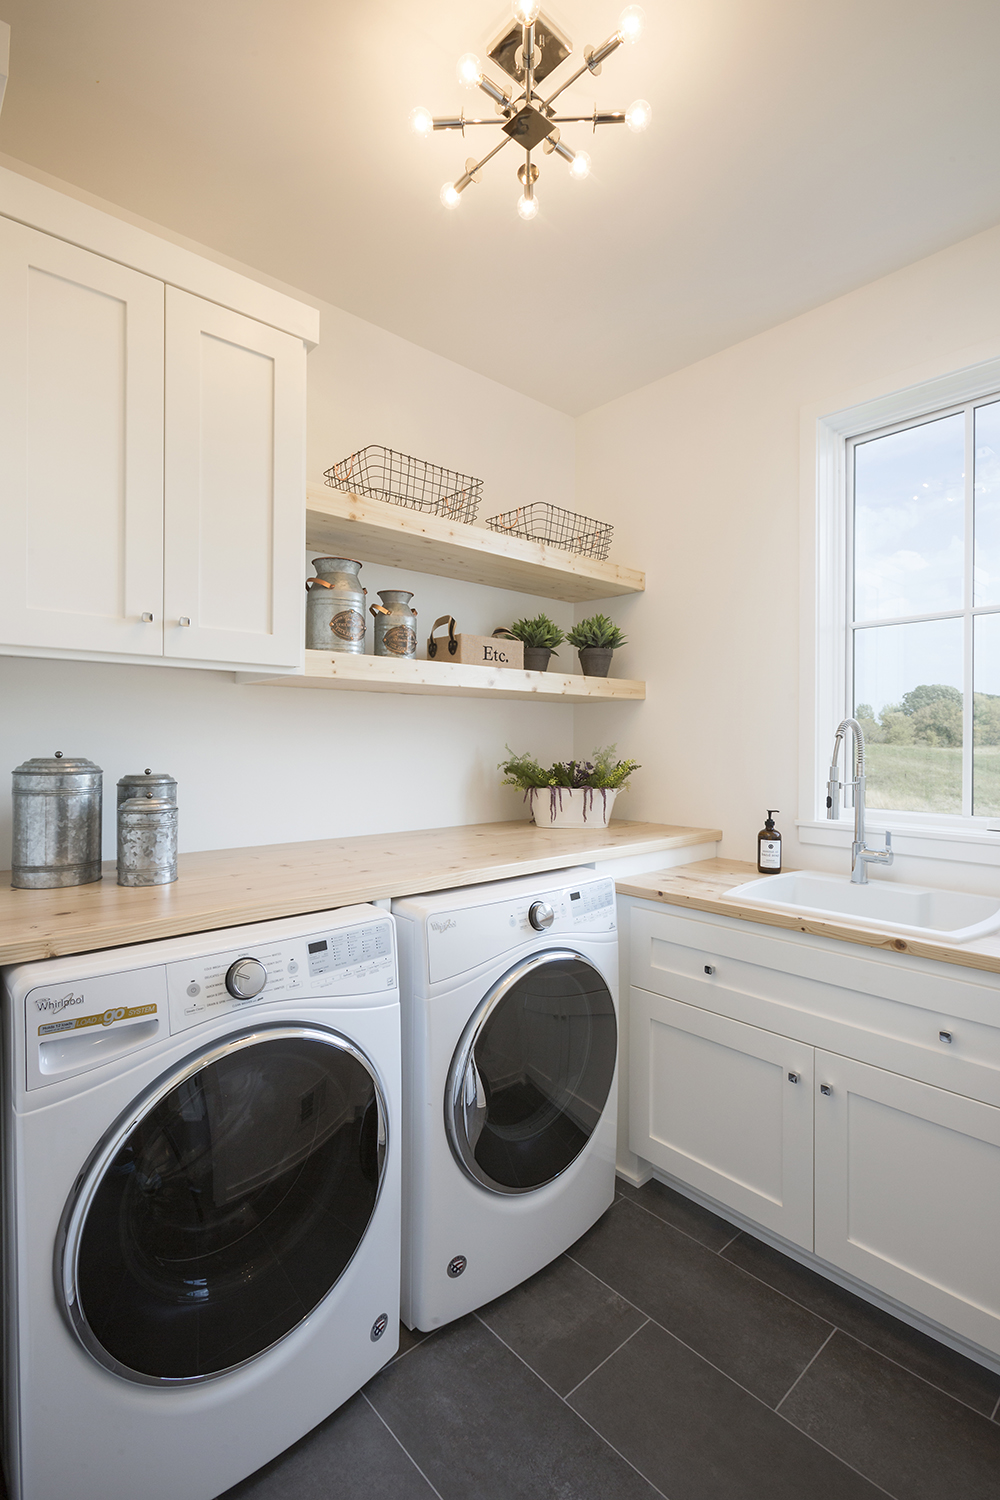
865;743;1000;815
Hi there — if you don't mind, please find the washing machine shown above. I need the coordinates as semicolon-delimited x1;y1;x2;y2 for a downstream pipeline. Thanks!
392;867;618;1331
1;905;401;1500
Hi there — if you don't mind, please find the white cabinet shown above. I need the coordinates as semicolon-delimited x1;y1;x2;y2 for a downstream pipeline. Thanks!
0;175;312;671
627;900;1000;1362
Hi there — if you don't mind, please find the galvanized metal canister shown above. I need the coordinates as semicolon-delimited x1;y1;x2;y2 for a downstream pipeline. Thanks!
305;558;367;653
117;794;178;887
11;753;103;889
370;589;417;658
116;769;178;808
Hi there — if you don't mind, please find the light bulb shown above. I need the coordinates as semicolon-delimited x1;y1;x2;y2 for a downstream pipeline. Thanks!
409;106;433;138
457;52;481;88
569;150;591;180
513;0;541;24
625;97;652;133
618;5;645;44
440;182;462;209
517;193;539;220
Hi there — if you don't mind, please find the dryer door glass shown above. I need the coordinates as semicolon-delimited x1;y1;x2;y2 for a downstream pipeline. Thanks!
61;1027;388;1384
447;951;616;1194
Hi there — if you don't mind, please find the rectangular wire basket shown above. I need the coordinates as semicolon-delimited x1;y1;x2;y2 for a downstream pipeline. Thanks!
324;446;482;523
485;502;614;560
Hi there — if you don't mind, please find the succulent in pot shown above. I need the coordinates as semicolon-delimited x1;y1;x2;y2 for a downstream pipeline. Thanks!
565;614;627;677
499;744;640;828
501;613;565;672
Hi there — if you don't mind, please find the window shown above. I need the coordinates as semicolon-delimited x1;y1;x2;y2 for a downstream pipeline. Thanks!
849;398;1000;819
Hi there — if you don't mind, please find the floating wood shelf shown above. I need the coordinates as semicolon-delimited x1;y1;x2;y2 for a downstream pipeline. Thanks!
239;651;646;703
305;485;644;603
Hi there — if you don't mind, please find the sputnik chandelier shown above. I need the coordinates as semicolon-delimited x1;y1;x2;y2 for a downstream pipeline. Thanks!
410;1;650;220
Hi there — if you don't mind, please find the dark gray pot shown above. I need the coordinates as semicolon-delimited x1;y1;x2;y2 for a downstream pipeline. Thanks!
578;646;613;677
523;646;553;672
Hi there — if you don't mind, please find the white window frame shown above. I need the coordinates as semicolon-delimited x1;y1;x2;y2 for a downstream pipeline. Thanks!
799;352;1000;869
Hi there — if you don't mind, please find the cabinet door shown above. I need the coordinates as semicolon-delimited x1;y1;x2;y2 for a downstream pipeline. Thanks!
163;288;305;668
630;987;814;1248
0;217;164;654
815;1052;1000;1357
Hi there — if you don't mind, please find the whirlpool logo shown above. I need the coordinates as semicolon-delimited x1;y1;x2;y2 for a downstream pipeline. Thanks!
34;991;85;1014
430;918;457;934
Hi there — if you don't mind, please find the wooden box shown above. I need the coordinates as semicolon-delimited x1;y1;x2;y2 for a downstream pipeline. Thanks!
427;618;523;670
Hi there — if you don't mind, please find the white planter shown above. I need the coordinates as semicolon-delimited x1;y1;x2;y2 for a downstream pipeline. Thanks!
528;786;619;828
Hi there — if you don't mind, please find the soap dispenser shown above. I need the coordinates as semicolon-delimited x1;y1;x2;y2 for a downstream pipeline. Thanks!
757;810;782;874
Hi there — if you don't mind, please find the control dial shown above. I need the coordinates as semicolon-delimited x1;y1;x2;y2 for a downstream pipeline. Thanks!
528;901;555;931
225;956;268;999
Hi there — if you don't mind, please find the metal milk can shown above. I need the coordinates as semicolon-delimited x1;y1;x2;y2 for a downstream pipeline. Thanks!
116;769;178;808
117;794;178;887
370;590;417;658
305;557;367;653
11;752;104;888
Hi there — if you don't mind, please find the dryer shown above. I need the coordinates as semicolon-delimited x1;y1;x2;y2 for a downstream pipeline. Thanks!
392;867;618;1331
1;905;401;1500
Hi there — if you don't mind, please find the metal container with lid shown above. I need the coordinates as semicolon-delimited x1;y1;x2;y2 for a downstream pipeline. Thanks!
116;769;178;807
305;557;367;653
11;753;103;889
117;793;178;887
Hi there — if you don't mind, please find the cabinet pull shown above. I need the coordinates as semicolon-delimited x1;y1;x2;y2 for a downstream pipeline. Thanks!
178;617;191;627
820;1083;833;1096
703;964;715;976
141;612;154;623
939;1030;953;1044
787;1072;800;1084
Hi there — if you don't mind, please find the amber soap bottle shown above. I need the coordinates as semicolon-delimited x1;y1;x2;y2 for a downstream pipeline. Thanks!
757;810;782;874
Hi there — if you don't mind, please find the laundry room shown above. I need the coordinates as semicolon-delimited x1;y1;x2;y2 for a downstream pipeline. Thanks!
2;2;1000;1498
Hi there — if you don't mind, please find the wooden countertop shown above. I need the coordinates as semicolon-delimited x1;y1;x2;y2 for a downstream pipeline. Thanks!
0;820;719;967
617;858;1000;978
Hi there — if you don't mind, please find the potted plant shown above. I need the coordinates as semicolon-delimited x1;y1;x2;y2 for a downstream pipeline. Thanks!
499;744;640;828
566;613;627;677
501;613;565;672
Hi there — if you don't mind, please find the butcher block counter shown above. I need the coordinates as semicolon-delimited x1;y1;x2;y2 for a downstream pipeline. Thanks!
0;820;720;966
618;857;1000;978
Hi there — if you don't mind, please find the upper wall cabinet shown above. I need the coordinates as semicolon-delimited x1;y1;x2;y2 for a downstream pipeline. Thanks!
0;169;315;672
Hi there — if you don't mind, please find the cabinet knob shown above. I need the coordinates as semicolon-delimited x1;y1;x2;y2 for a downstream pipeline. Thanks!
820;1083;833;1096
178;616;191;627
939;1030;953;1044
141;612;154;623
704;964;715;976
787;1071;800;1084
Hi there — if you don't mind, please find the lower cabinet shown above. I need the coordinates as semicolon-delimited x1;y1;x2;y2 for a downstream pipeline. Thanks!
628;901;1000;1362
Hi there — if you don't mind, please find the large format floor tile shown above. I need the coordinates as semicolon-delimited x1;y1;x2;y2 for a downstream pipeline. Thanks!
569;1198;832;1406
615;1177;740;1252
722;1230;1000;1417
219;1391;438;1500
781;1330;1000;1500
568;1320;884;1500
366;1314;662;1500
478;1252;647;1396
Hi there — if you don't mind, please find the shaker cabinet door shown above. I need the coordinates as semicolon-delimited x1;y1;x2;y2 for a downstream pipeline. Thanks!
163;288;305;669
0;216;165;654
814;1051;1000;1358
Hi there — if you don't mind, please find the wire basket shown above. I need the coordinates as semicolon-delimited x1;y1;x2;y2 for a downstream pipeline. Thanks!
485;502;614;561
324;446;482;523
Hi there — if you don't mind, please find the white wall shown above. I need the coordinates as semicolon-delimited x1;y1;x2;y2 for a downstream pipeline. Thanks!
0;238;579;861
574;220;1000;892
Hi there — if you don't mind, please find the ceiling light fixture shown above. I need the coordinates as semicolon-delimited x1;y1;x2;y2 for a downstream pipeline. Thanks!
411;3;650;221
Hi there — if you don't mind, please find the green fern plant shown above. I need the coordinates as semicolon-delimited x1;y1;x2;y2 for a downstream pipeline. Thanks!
499;744;640;792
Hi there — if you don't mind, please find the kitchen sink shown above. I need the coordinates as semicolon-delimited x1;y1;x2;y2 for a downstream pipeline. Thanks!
721;869;1000;943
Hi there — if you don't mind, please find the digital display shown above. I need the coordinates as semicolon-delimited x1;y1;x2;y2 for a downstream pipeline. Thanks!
307;940;328;954
570;891;580;901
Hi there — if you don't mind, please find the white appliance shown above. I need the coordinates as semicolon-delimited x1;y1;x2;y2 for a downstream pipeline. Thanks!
1;906;401;1500
392;867;618;1331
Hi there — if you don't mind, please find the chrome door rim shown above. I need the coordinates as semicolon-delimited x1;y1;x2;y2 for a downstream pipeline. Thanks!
55;1021;390;1386
445;949;614;1197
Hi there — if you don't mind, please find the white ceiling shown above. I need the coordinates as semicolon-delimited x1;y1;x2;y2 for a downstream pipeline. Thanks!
1;0;999;414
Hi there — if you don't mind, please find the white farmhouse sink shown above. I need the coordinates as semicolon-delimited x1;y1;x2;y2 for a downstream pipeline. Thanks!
722;869;1000;943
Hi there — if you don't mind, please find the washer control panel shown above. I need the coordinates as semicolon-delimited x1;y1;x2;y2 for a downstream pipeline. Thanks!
425;877;615;984
166;918;395;1034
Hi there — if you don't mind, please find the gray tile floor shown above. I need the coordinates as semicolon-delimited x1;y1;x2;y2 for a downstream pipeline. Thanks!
222;1178;1000;1500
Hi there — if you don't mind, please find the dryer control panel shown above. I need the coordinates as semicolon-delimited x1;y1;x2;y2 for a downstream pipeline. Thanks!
167;918;395;1033
425;877;615;984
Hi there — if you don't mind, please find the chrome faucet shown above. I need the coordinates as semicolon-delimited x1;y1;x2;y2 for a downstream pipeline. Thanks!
826;717;893;884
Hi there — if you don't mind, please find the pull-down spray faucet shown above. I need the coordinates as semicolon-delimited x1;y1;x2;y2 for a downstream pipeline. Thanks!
826;718;893;885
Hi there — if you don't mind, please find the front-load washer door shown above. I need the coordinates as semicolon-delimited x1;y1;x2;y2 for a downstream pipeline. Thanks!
57;1024;388;1384
446;950;616;1196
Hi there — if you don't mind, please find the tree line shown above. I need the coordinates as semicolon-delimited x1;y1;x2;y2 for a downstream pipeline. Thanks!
856;684;1000;747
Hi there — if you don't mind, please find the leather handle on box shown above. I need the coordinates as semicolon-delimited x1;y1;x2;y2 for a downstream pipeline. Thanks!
428;615;458;658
